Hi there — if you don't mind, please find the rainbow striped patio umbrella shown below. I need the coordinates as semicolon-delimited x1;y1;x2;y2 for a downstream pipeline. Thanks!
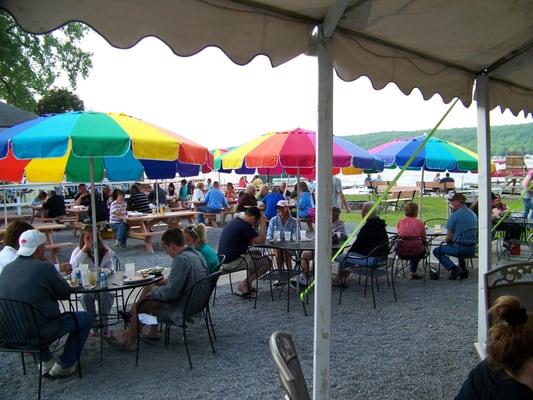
0;111;213;183
369;135;491;217
212;147;235;171
0;111;213;264
218;128;383;176
369;135;482;172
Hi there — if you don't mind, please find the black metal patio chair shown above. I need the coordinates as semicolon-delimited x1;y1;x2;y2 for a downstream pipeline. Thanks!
337;241;397;308
135;270;221;370
0;299;82;400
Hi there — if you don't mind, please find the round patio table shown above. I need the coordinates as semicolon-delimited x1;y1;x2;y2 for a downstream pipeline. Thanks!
386;226;445;238
257;240;345;315
69;273;163;363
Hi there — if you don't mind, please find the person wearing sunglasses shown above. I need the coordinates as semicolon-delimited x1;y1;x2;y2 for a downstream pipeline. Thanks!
183;224;219;273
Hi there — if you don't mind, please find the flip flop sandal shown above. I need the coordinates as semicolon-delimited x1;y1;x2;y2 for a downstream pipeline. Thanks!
234;288;257;298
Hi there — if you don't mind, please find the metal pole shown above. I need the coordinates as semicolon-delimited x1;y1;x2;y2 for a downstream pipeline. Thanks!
475;75;491;358
296;167;300;243
155;180;159;210
2;182;7;226
89;158;100;269
419;167;425;219
314;32;334;400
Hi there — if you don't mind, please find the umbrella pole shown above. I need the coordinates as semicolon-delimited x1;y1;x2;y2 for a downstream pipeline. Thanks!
89;158;100;270
155;180;159;210
3;182;7;226
296;168;300;243
419;167;424;219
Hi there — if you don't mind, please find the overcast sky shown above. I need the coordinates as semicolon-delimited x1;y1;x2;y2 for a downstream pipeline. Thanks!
75;31;532;149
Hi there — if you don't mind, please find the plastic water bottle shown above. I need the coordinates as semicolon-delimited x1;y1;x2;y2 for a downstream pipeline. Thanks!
99;271;108;288
75;270;82;285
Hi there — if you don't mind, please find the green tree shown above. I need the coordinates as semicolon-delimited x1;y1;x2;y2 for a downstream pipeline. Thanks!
35;88;84;115
0;10;92;112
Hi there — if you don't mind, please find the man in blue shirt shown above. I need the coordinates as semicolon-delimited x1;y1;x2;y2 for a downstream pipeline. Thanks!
262;187;285;220
433;193;478;280
197;181;228;224
266;200;298;271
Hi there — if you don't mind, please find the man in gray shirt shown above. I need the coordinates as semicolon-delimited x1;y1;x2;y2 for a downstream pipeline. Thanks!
332;176;350;213
105;228;207;350
0;230;92;378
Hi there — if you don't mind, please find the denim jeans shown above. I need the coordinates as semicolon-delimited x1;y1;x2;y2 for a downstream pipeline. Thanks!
197;206;221;224
43;312;92;368
80;293;114;333
523;197;533;219
408;259;420;273
433;244;475;271
111;222;128;245
337;252;386;268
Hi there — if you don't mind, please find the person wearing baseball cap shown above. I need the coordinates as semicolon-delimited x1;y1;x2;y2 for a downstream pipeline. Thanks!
266;200;298;274
0;230;92;378
262;186;285;220
433;193;478;280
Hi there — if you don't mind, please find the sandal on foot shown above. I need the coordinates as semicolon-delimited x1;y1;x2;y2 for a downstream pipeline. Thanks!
234;288;257;298
140;333;161;341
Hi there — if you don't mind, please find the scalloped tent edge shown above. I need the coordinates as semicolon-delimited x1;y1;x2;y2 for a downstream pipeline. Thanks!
1;1;531;116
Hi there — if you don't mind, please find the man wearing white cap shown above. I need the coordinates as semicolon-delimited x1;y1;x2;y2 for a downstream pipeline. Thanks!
266;200;298;272
0;230;92;378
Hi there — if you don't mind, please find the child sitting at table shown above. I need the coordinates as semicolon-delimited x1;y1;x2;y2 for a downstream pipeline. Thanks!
70;225;115;336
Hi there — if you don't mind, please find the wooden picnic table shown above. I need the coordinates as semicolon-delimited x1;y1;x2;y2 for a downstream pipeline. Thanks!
65;206;89;235
0;213;32;225
119;210;198;254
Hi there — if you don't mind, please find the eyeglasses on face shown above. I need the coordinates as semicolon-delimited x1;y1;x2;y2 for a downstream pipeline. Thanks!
186;225;199;239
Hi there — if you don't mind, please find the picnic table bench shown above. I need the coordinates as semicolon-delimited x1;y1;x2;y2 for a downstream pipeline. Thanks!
377;188;417;212
416;181;455;194
120;211;198;253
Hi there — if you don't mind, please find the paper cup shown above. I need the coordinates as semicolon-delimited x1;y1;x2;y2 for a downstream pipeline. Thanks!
125;263;135;279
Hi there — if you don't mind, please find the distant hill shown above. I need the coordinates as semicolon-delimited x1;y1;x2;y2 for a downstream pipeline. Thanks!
343;123;533;156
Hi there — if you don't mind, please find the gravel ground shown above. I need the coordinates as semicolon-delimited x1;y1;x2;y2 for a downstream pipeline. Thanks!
0;223;479;399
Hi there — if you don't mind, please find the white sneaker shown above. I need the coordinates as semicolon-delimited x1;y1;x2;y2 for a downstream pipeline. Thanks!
297;273;309;286
48;362;76;378
40;359;55;376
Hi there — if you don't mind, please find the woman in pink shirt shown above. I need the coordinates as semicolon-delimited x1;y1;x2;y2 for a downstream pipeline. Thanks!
396;202;426;279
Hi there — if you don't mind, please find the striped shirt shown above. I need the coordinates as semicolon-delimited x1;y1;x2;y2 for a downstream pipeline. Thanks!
109;200;127;224
127;192;151;213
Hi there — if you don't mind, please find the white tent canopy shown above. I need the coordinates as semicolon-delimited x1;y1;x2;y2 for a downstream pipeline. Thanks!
2;0;532;116
2;1;531;399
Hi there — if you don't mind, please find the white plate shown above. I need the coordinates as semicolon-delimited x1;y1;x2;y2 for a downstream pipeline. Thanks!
122;275;154;285
137;267;164;275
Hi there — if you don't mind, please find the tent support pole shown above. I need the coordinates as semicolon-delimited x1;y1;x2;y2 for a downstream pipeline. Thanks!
474;75;491;358
314;26;335;400
89;157;100;270
313;3;348;398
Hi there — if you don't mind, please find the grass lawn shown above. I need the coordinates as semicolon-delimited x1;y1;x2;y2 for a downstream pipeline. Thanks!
343;194;449;226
